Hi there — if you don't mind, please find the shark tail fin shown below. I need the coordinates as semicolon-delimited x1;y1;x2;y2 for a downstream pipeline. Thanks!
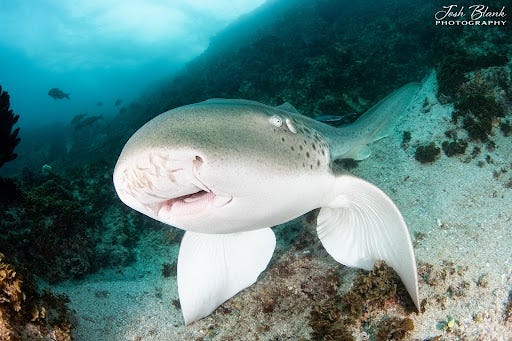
330;83;420;160
316;174;419;309
177;228;276;324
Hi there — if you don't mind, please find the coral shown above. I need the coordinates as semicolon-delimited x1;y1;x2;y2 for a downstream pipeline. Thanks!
0;253;74;340
0;253;24;313
0;86;20;169
414;142;441;163
441;139;468;157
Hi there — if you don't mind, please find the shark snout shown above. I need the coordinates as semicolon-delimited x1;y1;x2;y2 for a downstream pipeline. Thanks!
114;150;203;207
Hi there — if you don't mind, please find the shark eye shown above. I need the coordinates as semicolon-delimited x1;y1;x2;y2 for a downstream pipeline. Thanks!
269;115;283;127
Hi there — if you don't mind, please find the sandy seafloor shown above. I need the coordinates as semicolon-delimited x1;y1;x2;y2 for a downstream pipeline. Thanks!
53;72;512;340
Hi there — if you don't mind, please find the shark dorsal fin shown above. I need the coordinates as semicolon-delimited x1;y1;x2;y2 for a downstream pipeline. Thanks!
276;102;299;114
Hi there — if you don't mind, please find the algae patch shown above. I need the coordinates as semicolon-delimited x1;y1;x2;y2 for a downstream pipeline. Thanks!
309;261;415;341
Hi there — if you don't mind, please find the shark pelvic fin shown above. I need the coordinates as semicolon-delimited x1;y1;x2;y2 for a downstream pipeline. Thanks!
177;228;276;324
316;174;419;309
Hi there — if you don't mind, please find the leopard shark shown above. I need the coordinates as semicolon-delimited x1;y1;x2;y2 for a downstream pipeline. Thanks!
113;83;420;324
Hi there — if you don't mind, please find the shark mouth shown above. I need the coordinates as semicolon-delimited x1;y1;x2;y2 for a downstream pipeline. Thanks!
153;189;232;219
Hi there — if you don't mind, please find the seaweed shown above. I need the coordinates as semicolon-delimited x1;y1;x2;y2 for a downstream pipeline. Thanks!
0;253;74;340
414;142;441;163
505;290;512;324
500;120;512;137
341;261;412;321
308;261;414;341
0;86;22;204
0;177;21;203
437;52;509;97
0;161;142;283
375;316;414;341
161;262;177;278
333;158;358;170
454;94;506;142
437;54;469;98
0;86;20;169
441;139;468;157
309;301;354;341
401;131;411;149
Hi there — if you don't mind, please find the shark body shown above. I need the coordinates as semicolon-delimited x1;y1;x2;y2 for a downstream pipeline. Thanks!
113;83;420;324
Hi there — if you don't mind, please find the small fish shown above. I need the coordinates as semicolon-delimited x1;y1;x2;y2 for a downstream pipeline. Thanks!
48;88;70;100
113;83;421;324
74;114;102;130
115;98;123;106
96;101;103;107
70;113;88;125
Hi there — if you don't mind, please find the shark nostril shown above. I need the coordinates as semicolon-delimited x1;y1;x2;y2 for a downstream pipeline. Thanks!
194;155;203;165
193;156;204;175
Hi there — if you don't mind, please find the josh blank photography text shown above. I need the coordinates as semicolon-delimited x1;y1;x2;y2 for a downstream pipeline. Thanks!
435;4;506;26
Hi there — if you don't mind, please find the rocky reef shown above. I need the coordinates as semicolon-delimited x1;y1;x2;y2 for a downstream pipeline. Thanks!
0;161;147;283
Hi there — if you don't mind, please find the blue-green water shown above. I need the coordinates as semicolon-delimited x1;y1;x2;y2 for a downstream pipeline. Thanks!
1;0;511;339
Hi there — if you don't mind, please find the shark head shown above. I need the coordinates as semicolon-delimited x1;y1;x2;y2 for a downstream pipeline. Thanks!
113;99;331;233
113;87;420;324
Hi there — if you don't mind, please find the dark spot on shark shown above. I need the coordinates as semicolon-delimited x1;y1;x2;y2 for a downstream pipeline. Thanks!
312;143;316;150
306;152;310;158
317;160;321;167
299;145;303;151
290;146;295;151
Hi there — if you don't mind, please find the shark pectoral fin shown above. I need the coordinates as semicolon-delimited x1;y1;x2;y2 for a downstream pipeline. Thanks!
316;175;419;309
177;228;276;324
